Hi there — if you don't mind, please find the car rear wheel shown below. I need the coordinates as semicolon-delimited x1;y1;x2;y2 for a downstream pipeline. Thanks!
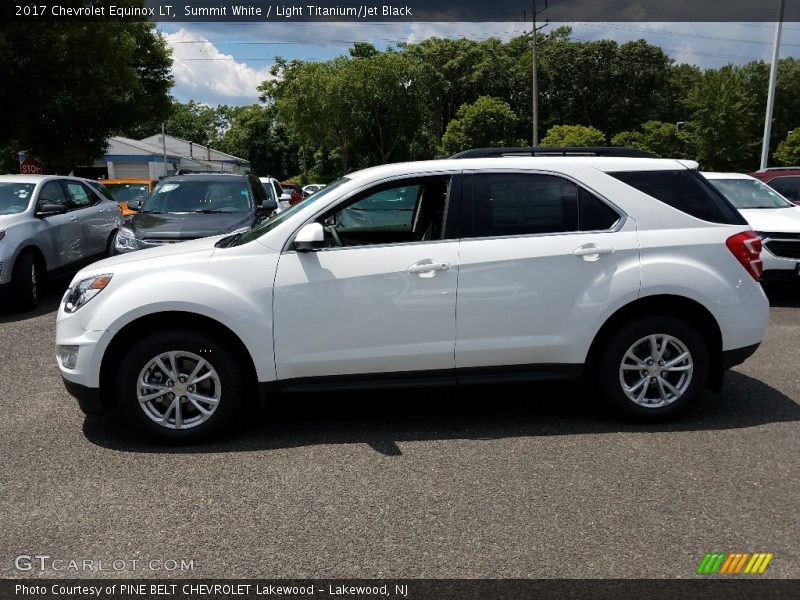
116;330;245;442
596;315;709;421
10;252;39;311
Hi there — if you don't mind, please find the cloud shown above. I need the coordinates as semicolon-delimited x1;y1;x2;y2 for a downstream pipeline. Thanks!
164;28;275;105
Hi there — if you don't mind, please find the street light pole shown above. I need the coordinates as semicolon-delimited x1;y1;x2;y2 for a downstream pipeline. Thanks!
530;0;548;147
761;0;786;170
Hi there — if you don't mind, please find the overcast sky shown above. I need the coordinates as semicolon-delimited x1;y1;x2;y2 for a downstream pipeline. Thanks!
157;22;800;106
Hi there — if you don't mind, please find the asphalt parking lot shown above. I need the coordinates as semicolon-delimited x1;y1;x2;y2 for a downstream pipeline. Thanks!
1;281;798;580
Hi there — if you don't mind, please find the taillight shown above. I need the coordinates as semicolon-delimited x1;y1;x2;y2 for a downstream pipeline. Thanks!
726;231;763;281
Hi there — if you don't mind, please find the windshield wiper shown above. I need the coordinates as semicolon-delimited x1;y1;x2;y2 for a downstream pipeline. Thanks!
193;209;226;214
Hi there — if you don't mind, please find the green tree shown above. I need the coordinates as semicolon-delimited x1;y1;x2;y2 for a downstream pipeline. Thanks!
774;129;800;166
440;96;521;155
541;125;605;147
163;100;225;146
612;121;692;158
0;2;172;173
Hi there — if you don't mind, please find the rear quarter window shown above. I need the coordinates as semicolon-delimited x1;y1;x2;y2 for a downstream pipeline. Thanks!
610;170;746;225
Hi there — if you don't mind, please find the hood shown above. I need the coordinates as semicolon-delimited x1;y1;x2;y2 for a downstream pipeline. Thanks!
84;235;223;273
0;212;29;228
739;206;800;234
128;211;252;240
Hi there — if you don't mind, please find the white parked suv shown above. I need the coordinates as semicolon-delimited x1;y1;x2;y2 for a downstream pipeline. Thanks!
56;150;769;441
703;172;800;284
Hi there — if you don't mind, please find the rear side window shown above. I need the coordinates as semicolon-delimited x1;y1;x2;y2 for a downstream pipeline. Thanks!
610;170;746;225
470;173;579;237
580;188;620;231
768;176;800;203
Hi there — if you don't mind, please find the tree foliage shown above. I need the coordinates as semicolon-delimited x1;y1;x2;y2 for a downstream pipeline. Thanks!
774;129;800;166
440;97;521;155
612;121;691;158
541;125;605;147
0;1;172;173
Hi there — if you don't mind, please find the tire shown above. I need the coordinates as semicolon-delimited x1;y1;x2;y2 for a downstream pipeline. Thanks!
10;252;39;311
116;330;245;443
596;315;709;422
106;231;118;257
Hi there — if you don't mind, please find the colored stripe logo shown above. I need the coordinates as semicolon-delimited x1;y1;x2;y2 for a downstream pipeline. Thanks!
697;552;773;574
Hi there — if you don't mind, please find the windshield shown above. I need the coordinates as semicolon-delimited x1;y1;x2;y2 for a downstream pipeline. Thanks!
104;183;150;203
231;177;350;246
143;180;252;214
0;182;35;215
708;178;794;209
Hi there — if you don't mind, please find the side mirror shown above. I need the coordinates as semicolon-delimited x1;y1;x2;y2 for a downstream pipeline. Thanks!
35;203;67;218
280;192;292;202
293;222;325;252
126;199;142;212
261;198;278;211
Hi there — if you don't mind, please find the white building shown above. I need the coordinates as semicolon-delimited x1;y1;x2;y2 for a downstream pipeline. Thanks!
85;135;250;180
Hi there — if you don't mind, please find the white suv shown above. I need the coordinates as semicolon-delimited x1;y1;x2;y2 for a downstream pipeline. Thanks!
56;153;769;441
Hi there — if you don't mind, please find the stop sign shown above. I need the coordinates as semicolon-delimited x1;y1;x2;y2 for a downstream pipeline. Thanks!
20;158;43;174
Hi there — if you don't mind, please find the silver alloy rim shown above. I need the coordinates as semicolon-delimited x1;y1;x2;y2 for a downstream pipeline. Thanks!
137;351;221;430
30;264;37;303
618;334;693;408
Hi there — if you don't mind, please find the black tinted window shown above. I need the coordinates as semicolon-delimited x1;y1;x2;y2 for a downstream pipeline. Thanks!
610;170;746;225
38;181;69;209
768;177;800;203
579;188;620;230
471;173;579;237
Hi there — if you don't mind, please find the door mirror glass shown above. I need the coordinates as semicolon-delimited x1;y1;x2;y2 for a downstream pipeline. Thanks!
293;222;325;252
261;198;278;211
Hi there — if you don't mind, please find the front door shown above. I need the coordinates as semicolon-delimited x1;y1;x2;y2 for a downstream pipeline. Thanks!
273;176;459;382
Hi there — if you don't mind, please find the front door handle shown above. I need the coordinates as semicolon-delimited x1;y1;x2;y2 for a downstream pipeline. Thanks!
573;244;614;261
407;260;450;276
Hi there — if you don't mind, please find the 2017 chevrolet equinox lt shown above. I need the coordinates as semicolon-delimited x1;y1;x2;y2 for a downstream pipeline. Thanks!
56;152;769;441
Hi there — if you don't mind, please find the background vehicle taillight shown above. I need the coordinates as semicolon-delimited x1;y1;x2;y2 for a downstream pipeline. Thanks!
726;231;763;281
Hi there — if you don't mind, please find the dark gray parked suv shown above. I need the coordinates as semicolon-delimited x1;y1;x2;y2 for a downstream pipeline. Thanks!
114;173;277;254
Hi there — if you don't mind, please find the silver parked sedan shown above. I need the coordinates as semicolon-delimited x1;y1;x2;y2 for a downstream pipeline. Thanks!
0;174;122;310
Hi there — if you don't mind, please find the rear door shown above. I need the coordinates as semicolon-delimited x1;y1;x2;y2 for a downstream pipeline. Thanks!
455;171;641;374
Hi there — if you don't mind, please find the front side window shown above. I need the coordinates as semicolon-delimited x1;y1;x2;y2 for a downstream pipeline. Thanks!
768;177;800;204
320;176;451;247
470;173;579;238
143;180;252;214
38;181;69;210
0;182;35;215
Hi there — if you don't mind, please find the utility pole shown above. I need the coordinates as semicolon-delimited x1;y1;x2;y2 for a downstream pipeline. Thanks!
530;0;548;146
161;123;167;175
761;0;786;170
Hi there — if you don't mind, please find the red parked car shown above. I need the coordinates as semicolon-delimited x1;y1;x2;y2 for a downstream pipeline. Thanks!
749;168;800;205
280;181;303;205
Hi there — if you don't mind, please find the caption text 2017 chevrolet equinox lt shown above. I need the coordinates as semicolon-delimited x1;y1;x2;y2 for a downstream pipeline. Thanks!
56;152;769;442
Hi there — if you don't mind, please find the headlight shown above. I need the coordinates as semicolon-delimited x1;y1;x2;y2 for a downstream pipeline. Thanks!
63;274;113;314
114;227;141;253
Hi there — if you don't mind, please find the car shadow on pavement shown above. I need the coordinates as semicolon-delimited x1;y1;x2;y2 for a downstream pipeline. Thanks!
763;283;800;308
0;280;68;324
83;370;800;456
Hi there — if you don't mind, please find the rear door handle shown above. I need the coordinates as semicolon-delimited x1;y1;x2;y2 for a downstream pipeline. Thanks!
573;244;614;261
407;260;450;276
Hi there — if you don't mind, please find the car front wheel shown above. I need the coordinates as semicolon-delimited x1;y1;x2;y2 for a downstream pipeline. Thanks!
116;331;245;442
597;315;709;421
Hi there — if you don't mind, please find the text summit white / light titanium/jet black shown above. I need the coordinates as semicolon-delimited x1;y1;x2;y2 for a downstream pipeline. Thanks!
56;152;769;442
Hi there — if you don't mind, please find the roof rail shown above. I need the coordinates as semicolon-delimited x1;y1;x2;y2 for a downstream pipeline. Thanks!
449;146;658;159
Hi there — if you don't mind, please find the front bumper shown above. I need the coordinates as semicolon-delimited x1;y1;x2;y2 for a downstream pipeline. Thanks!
62;377;105;415
722;343;761;371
